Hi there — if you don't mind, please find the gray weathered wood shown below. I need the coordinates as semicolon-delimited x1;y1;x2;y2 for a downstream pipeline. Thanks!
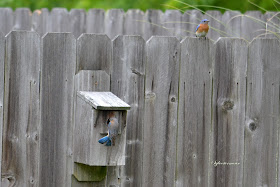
86;9;105;34
143;10;164;40
31;8;50;36
105;9;124;39
73;70;110;186
124;9;145;36
222;11;242;39
77;91;130;110
13;8;32;31
50;8;71;32
211;38;247;187
264;12;280;39
76;34;111;74
181;10;203;38
244;38;280;187
40;33;76;187
143;36;179;187
0;8;13;36
162;10;182;40
70;9;86;38
74;98;127;166
3;31;40;186
241;11;265;41
205;10;224;40
111;35;145;187
176;37;213;187
0;32;4;187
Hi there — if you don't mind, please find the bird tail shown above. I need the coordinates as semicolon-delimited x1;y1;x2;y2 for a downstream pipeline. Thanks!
98;136;110;144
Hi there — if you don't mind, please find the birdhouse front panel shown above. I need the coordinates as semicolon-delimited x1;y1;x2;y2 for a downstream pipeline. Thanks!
73;91;130;166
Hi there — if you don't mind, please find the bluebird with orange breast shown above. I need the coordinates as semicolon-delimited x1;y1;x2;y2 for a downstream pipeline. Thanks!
98;117;119;146
196;19;210;38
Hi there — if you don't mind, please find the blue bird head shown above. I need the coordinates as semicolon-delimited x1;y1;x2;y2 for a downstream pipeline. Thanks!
200;19;210;24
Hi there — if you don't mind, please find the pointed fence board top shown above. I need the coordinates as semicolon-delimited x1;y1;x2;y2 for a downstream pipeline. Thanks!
77;91;131;110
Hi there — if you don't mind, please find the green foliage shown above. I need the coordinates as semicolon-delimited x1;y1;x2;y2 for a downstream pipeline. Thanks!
0;0;279;12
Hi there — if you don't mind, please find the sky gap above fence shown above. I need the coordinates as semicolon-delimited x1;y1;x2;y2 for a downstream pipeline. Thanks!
0;8;279;41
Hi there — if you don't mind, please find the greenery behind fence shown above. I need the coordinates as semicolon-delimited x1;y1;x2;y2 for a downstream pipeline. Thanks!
0;0;279;13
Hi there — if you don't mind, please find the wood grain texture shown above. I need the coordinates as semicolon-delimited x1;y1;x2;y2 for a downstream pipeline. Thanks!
49;8;71;32
0;32;4;186
40;33;76;187
211;38;247;187
143;10;164;40
264;12;280;39
244;38;280;187
222;11;242;39
176;37;213;187
77;91;130;110
143;36;179;187
241;11;265;41
73;70;109;187
181;10;203;38
70;9;86;38
0;8;13;36
162;10;182;40
111;35;145;187
14;8;32;31
105;9;124;39
3;31;40;186
124;9;145;36
74;100;127;166
76;34;112;74
31;8;50;37
205;10;223;41
86;9;105;34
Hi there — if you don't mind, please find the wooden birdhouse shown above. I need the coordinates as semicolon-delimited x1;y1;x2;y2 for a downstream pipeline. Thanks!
73;91;130;167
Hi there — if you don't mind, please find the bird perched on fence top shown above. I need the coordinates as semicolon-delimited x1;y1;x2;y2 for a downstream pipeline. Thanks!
195;19;210;38
98;113;119;146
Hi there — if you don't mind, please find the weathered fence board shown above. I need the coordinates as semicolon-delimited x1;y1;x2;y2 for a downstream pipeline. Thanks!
143;36;179;187
86;9;105;34
124;9;145;36
72;70;113;186
50;8;71;32
105;9;124;39
76;34;111;74
211;38;248;187
70;9;86;38
0;8;13;36
14;8;32;31
205;11;224;40
143;10;164;40
176;38;213;187
40;33;76;187
0;33;4;186
264;12;280;39
181;10;202;38
221;11;242;39
244;38;280;187
162;10;182;39
31;9;49;37
112;35;145;187
241;11;265;41
2;31;40;186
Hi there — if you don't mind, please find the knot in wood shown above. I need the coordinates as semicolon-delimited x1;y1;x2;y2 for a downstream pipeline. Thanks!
171;97;176;102
249;122;257;131
222;100;234;111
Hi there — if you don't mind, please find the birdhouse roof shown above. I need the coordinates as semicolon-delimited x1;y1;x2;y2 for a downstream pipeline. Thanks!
77;91;131;110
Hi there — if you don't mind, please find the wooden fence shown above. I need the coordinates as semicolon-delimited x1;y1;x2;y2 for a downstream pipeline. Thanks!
0;24;280;187
0;8;279;41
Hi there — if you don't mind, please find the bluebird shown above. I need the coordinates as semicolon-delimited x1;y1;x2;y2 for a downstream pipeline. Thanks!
195;19;210;38
98;117;119;146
